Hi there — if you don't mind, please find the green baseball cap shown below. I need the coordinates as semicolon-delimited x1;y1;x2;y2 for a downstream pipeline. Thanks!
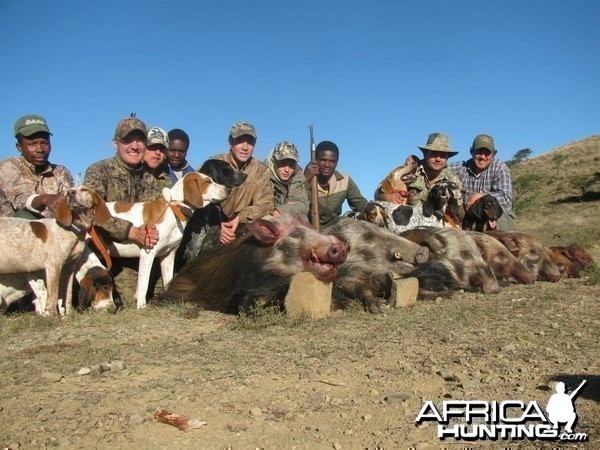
471;134;496;153
229;122;257;140
14;115;52;137
114;113;147;140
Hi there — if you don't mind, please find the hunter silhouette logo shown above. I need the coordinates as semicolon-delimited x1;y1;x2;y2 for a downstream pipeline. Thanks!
546;379;586;434
415;379;589;442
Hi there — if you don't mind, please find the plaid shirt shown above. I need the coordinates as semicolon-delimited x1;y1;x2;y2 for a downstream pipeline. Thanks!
448;158;514;218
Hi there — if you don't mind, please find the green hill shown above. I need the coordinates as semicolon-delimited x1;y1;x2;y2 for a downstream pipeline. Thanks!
511;134;600;256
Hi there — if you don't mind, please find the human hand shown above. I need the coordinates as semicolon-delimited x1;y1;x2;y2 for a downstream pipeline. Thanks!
466;192;486;209
129;224;159;248
220;215;240;244
303;162;320;182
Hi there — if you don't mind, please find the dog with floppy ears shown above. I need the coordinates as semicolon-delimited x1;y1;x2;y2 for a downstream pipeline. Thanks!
77;170;232;309
0;186;111;315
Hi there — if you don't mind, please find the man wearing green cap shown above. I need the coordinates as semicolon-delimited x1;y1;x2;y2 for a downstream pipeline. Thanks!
375;132;463;207
84;114;161;248
448;134;515;231
207;121;273;244
265;141;309;217
0;114;73;218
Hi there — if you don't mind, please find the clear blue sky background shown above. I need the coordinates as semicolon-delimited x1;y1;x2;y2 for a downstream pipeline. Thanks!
1;0;598;197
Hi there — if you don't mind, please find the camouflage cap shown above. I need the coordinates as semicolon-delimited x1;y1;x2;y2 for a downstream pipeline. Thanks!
147;127;169;148
471;134;496;153
14;114;52;137
272;141;299;162
229;121;257;140
418;132;458;157
114;113;147;140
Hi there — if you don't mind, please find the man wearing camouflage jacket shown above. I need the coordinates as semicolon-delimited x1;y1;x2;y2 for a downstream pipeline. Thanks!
0;115;73;218
84;114;160;248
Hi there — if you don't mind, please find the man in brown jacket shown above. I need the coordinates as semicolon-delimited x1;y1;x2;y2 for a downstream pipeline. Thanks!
209;122;273;244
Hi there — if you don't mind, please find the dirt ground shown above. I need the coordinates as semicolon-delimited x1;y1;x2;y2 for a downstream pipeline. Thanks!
1;271;598;449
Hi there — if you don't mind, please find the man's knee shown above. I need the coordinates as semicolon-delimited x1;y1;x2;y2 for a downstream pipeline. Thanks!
496;206;515;231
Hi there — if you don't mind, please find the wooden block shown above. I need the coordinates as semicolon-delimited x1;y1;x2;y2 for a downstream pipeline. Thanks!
389;275;419;308
284;272;332;319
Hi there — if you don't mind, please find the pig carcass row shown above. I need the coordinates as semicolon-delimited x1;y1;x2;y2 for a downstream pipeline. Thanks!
485;231;562;282
467;231;535;285
159;215;347;313
400;227;501;296
325;219;429;313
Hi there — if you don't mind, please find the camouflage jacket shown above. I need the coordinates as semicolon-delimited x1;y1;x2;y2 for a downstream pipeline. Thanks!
84;155;162;241
210;152;273;223
0;156;73;218
407;164;463;206
0;187;14;217
148;164;173;191
306;171;368;227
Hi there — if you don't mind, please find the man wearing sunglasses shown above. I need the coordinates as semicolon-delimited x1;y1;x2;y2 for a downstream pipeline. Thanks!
448;134;515;231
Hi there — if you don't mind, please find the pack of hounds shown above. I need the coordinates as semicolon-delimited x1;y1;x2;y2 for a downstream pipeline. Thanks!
0;160;595;316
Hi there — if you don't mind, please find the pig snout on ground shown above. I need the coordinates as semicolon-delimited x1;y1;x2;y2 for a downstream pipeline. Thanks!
401;227;501;296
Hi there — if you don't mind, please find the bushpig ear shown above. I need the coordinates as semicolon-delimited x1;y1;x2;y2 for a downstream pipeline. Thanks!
250;219;282;246
54;196;73;227
425;234;446;256
499;235;519;254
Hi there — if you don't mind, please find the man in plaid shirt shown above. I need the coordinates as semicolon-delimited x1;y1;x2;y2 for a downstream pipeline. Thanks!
448;134;515;231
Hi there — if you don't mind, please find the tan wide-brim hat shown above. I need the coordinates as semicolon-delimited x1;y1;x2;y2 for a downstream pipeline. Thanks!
418;132;458;157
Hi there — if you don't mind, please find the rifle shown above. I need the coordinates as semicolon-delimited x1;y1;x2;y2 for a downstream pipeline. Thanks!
569;379;587;400
308;124;320;230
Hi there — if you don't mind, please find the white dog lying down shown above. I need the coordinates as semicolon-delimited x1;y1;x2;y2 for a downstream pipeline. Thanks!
77;171;231;309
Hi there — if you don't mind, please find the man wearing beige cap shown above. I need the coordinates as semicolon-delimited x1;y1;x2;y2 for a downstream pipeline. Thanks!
375;132;463;206
265;141;309;217
84;113;161;247
448;134;515;231
207;121;273;244
0;114;73;218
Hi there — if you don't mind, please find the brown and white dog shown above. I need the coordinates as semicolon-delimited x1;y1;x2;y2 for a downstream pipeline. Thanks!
79;171;231;309
0;186;110;315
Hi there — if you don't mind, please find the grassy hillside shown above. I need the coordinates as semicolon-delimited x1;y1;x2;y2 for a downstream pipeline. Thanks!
511;134;600;256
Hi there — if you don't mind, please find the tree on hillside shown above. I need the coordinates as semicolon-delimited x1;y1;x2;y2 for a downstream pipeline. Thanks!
507;148;532;168
551;153;567;176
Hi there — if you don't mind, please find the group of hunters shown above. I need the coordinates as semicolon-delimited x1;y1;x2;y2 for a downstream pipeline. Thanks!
0;114;515;269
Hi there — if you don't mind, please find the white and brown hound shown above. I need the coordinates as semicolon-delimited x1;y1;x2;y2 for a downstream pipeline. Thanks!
78;171;231;309
0;186;110;315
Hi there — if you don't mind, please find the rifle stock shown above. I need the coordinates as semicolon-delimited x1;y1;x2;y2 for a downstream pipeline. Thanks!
309;124;320;230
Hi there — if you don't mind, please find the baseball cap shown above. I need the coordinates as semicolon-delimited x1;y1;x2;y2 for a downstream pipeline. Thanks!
272;141;299;162
471;134;496;153
229;122;257;140
147;127;169;148
114;113;147;140
14;115;52;137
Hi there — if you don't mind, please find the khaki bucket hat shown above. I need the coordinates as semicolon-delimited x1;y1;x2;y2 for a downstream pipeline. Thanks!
418;132;458;157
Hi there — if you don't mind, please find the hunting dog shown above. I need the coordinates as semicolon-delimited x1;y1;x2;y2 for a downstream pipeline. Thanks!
462;194;503;232
79;171;232;309
378;181;463;235
0;186;110;315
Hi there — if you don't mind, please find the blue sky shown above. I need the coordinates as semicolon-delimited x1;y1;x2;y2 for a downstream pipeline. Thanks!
1;0;598;197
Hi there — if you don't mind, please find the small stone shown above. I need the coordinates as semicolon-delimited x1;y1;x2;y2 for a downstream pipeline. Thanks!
119;369;131;378
333;442;342;450
90;365;103;376
111;360;126;371
362;414;372;421
41;372;63;383
385;393;410;403
250;407;263;417
551;323;559;329
100;362;112;372
501;344;516;352
128;414;144;426
299;370;310;380
77;367;91;376
437;369;456;381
